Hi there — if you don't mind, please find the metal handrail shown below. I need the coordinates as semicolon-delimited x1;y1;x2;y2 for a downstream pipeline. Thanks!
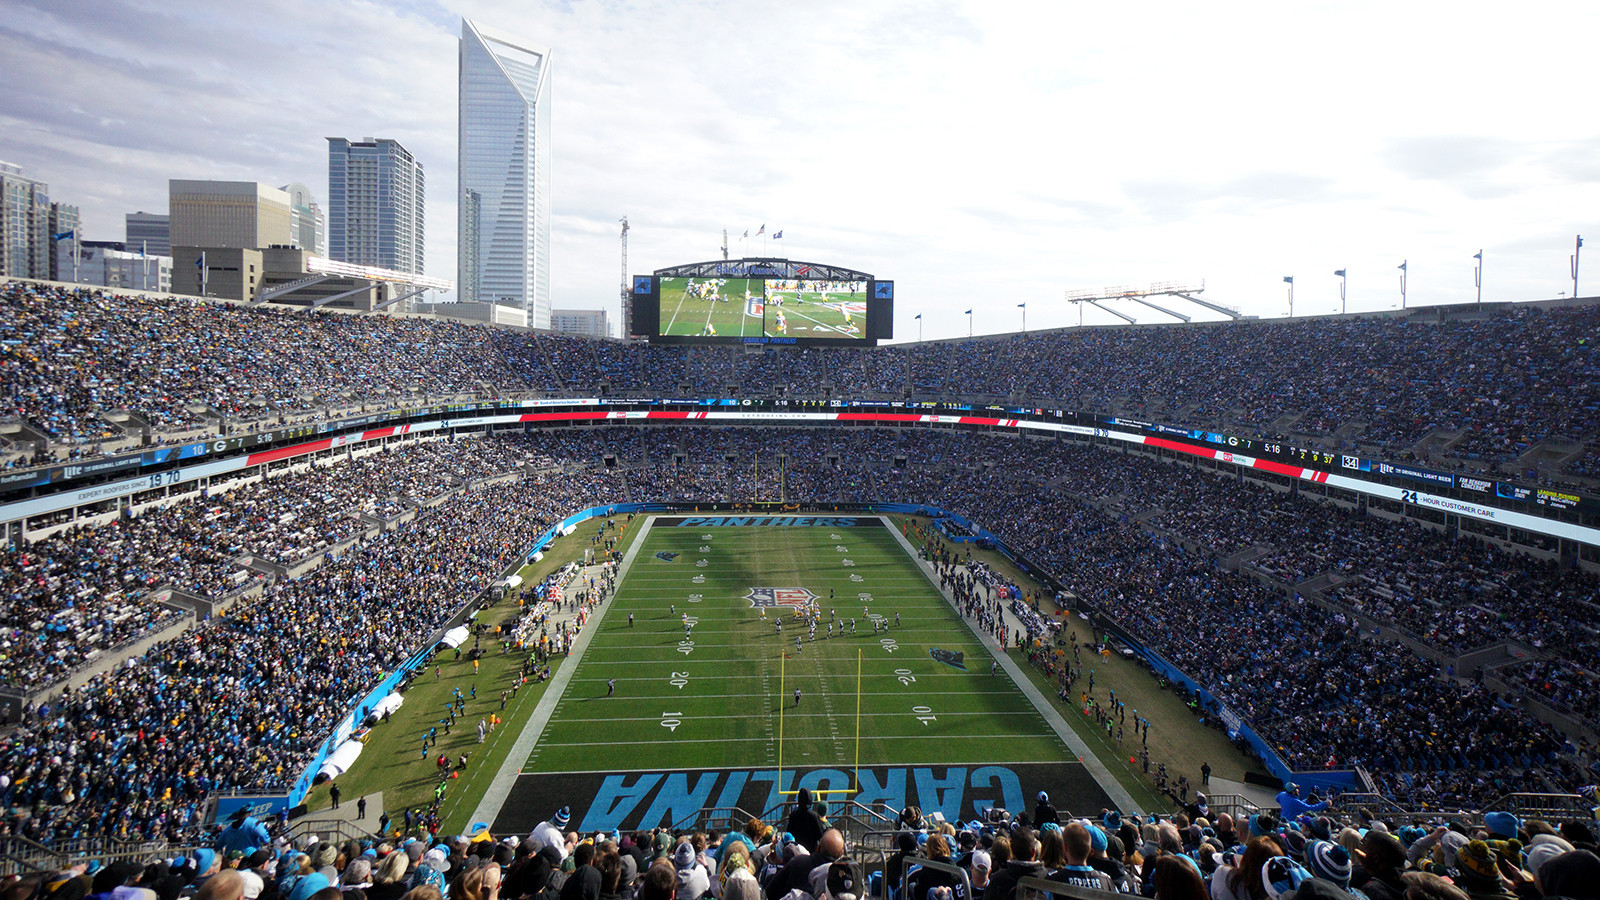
1017;874;1124;900
901;855;973;900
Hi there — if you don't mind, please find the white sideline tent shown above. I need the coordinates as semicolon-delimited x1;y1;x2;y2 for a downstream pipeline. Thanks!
371;692;403;718
317;739;362;779
440;625;470;648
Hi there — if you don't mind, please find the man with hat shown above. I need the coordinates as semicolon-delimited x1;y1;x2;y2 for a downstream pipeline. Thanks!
1453;840;1518;900
1275;784;1328;821
1032;792;1058;829
532;808;572;862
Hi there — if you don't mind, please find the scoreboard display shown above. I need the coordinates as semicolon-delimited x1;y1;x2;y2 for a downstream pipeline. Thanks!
630;259;891;345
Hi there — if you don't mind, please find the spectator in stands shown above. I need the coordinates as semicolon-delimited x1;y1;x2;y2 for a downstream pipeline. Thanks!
786;790;824;853
981;827;1043;900
1353;831;1408;900
1211;837;1283;900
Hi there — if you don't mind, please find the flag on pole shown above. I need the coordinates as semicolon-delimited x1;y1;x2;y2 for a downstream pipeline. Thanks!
1473;251;1483;261
1283;276;1294;284
914;313;922;320
964;309;972;315
1398;261;1406;270
1333;269;1346;277
1017;302;1026;308
742;230;748;239
196;253;206;270
772;231;783;239
756;225;765;236
52;230;74;241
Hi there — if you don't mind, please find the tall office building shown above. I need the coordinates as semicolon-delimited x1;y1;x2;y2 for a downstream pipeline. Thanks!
280;183;327;256
126;211;171;257
168;180;292;250
459;18;551;326
0;161;51;279
326;138;424;273
550;308;610;338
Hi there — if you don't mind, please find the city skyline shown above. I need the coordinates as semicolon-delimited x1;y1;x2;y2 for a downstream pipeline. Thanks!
1;1;1598;339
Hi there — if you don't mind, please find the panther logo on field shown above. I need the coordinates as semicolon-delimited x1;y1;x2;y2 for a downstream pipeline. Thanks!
745;587;817;609
654;551;679;562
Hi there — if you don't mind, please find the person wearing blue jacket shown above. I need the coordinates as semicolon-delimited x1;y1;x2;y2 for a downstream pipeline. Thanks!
1274;784;1329;821
218;810;271;854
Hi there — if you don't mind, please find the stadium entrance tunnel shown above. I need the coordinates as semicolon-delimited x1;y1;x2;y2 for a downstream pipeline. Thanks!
492;762;1111;834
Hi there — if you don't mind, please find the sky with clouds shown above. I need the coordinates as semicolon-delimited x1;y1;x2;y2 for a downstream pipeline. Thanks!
3;0;1598;339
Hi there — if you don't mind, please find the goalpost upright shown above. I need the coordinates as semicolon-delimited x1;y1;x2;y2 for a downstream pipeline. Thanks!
775;648;863;803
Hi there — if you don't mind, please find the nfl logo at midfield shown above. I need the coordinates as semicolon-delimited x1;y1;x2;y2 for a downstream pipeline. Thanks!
744;587;817;609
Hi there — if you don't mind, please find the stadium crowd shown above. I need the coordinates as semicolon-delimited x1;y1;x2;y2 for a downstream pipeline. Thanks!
4;283;1600;485
0;437;567;690
13;795;1600;900
2;415;1597;840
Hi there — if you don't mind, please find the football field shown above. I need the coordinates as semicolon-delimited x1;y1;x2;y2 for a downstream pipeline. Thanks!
488;515;1111;833
658;277;761;337
764;290;866;339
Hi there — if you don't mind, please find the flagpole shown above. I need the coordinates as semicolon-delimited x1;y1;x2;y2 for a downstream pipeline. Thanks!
73;231;80;284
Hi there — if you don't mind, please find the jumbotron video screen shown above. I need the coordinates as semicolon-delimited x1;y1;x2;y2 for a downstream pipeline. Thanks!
657;277;868;340
630;259;893;345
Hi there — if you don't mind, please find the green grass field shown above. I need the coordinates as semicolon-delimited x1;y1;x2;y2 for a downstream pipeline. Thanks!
762;291;866;339
525;517;1070;774
300;517;651;831
658;277;761;337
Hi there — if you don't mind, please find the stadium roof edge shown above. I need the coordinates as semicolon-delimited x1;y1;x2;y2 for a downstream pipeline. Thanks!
651;257;874;281
887;293;1600;347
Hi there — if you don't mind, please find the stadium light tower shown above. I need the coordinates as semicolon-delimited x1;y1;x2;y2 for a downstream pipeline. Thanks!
1283;276;1294;317
1473;250;1483;307
1334;269;1347;314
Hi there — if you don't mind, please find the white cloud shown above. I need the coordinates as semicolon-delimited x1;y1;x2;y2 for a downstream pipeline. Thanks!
2;0;1597;339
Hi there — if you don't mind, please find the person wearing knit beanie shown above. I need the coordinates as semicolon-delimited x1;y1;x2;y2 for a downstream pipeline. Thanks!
1304;840;1352;889
1454;840;1517;900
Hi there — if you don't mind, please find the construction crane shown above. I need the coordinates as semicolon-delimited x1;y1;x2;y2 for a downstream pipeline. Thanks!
619;216;629;338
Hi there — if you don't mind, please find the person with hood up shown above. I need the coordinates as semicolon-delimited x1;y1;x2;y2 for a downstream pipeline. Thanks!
1032;794;1058;829
672;842;710;900
560;844;601;900
787;790;824;854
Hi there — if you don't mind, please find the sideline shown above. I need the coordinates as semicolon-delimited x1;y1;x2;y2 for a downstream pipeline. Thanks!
881;516;1141;812
465;516;657;828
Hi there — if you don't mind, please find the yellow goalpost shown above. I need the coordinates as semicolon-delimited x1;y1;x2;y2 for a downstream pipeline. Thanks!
775;648;863;801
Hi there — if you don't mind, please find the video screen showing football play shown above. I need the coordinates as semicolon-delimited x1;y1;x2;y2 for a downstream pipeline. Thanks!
656;276;763;338
763;279;868;339
482;514;1111;834
632;258;893;344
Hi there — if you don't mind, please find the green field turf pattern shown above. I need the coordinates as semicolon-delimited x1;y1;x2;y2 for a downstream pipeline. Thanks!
764;292;865;339
659;278;759;337
526;521;1070;774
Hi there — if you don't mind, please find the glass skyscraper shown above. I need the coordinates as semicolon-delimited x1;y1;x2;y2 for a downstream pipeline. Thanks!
458;19;551;326
326;139;423;273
